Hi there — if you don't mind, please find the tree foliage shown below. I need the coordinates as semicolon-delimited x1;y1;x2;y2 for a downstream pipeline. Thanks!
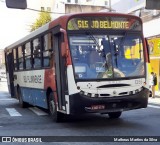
30;11;51;32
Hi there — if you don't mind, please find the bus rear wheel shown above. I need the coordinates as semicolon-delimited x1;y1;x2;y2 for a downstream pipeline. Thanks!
48;92;64;122
18;87;28;108
108;112;122;119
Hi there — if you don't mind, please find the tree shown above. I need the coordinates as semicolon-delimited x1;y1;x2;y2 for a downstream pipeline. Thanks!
30;11;51;32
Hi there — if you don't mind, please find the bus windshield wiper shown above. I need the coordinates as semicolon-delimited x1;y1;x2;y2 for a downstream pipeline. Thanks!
85;31;101;51
85;31;107;59
113;40;118;68
117;31;128;49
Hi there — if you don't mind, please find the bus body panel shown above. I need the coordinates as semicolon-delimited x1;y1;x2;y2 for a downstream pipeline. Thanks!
21;87;48;109
14;70;45;89
69;88;148;114
14;69;56;109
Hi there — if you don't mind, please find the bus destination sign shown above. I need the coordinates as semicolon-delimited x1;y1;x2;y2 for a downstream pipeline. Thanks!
67;17;141;31
77;20;129;29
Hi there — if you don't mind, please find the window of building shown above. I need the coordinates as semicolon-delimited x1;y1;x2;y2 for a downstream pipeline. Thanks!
104;1;108;6
41;7;45;11
47;7;51;12
75;0;78;3
67;0;71;3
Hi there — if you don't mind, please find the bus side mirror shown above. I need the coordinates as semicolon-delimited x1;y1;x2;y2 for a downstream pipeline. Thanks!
6;0;27;9
60;28;68;57
145;38;150;63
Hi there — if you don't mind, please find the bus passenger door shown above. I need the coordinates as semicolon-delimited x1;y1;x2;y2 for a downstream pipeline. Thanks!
5;52;15;98
53;32;68;111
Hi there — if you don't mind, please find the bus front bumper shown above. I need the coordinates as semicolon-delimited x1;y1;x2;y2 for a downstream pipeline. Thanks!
69;88;149;114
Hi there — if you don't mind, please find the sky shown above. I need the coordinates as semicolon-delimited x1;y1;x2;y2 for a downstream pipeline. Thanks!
0;0;120;49
0;0;36;49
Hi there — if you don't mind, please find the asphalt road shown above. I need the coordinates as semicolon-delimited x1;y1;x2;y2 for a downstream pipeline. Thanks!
0;81;160;145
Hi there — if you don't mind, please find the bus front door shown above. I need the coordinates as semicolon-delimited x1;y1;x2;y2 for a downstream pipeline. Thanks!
5;52;15;98
54;33;68;111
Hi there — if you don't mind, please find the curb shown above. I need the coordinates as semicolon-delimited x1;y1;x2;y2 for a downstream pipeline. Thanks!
155;94;160;98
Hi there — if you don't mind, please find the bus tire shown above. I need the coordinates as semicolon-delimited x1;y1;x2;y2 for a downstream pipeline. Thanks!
108;112;122;119
48;92;64;122
18;87;28;108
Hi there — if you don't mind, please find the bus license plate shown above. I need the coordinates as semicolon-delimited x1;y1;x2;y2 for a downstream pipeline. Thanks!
91;105;105;110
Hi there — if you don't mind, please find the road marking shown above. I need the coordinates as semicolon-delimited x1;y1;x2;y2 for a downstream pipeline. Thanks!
29;107;48;116
6;108;22;116
148;104;160;109
0;98;16;101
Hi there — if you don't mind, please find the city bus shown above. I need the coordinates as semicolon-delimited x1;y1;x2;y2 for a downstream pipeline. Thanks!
5;12;150;122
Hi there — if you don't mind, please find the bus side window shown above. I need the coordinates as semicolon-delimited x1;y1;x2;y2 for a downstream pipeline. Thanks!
18;46;23;70
24;42;32;69
13;48;18;70
33;38;41;68
43;33;53;67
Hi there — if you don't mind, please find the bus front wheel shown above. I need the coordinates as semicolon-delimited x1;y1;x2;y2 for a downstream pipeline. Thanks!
48;92;64;122
108;112;122;119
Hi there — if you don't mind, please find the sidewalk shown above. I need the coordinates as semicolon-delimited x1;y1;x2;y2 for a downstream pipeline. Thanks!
0;81;8;92
148;91;160;105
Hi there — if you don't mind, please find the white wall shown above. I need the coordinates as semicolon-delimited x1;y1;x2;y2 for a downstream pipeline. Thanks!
112;0;145;13
143;19;160;37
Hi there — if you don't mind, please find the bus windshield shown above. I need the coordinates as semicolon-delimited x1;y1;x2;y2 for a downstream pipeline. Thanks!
69;33;145;80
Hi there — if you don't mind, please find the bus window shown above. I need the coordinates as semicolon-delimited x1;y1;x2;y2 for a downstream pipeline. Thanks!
18;46;23;70
13;48;18;70
69;34;144;79
43;33;53;67
24;42;32;69
33;38;41;68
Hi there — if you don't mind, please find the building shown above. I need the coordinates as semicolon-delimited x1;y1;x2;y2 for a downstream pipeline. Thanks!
112;0;160;91
25;0;111;28
52;0;111;19
0;0;111;67
0;49;5;69
24;0;55;30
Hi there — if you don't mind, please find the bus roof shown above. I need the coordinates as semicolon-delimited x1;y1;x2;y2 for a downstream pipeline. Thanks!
4;12;142;52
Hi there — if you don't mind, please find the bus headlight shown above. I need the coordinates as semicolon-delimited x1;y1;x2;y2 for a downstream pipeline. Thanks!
129;91;133;95
95;94;98;98
87;93;91;97
135;89;139;93
80;91;84;95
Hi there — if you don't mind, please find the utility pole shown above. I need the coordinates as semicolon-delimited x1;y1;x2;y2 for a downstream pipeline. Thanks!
109;0;111;12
